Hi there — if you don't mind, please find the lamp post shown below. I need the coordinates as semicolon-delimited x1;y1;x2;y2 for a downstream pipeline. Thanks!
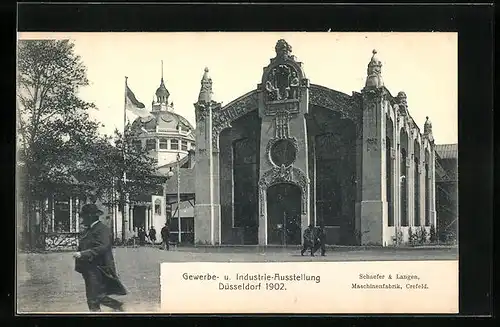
176;152;181;244
164;168;174;224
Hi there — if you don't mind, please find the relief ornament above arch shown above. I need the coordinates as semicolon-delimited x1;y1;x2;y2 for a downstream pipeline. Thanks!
258;164;310;215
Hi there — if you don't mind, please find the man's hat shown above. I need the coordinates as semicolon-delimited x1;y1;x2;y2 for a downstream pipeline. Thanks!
80;203;104;217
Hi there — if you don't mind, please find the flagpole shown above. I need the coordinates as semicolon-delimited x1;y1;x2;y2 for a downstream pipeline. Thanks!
122;76;130;242
177;153;181;244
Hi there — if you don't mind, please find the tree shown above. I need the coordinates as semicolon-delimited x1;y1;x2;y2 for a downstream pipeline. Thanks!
17;39;160;248
17;39;102;248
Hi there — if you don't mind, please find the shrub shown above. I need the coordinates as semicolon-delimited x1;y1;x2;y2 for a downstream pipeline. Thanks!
392;228;404;246
408;227;414;246
418;226;428;245
429;224;437;243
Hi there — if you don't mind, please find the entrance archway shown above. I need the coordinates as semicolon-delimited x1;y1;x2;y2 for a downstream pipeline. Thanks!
267;183;302;245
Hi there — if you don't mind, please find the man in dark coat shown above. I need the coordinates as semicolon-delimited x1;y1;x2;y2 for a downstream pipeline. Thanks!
74;204;127;312
161;222;170;250
149;226;157;245
138;227;146;246
300;224;316;256
312;223;327;256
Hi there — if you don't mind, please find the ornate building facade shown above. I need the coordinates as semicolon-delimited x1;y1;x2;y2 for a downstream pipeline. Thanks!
193;39;438;246
26;73;198;250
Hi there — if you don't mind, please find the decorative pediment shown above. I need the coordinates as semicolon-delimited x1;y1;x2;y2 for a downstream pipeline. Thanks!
309;84;361;123
263;64;301;102
211;91;259;151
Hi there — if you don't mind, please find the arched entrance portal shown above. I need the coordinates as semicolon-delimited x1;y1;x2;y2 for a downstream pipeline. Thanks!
267;183;302;245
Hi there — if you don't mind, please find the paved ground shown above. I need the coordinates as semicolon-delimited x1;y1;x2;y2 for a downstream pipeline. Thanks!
16;245;458;314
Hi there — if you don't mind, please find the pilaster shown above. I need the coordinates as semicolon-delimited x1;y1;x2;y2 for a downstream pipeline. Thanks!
50;196;55;232
129;205;134;232
394;118;402;232
212;151;221;244
75;198;80;233
194;95;221;245
430;145;437;227
257;39;311;246
69;197;73;232
408;137;415;227
360;88;387;245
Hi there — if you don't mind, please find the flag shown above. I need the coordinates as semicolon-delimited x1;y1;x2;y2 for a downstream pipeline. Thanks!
125;84;150;118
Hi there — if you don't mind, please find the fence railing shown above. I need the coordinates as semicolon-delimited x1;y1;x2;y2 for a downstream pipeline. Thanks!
38;232;79;251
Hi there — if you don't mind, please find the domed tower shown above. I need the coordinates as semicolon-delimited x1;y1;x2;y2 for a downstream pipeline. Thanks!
130;61;196;167
152;60;172;112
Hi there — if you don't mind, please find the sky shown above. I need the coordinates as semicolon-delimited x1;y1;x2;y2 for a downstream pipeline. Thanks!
18;32;458;144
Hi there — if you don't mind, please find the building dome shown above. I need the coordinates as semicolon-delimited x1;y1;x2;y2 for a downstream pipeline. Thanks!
131;110;195;138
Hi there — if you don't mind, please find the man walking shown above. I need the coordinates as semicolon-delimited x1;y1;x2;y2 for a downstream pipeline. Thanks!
161;222;170;250
149;226;157;245
312;223;326;256
73;204;127;312
300;224;316;256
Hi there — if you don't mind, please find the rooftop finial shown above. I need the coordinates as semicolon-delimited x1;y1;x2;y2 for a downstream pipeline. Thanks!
274;39;295;61
364;49;384;89
424;116;434;142
198;67;213;103
155;60;170;104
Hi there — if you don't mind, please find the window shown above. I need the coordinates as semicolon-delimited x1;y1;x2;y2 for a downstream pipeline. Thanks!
54;197;71;232
400;148;408;227
170;139;179;150
132;140;142;151
386;137;394;227
191;142;196;150
169;218;195;244
159;138;168;150
425;163;430;226
146;139;156;151
414;156;420;226
181;140;188;151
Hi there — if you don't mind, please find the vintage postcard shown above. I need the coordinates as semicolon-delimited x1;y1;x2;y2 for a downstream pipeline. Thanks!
16;32;458;314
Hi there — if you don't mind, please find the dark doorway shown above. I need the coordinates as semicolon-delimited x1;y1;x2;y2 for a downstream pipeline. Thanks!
133;206;146;230
267;183;302;245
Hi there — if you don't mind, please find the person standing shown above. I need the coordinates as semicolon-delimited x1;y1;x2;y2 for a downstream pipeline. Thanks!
138;227;146;246
149;226;157;245
161;222;170;251
300;224;315;256
73;204;127;312
313;223;326;256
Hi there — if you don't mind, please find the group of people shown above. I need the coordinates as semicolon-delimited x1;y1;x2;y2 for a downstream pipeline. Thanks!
132;224;171;250
73;203;329;313
301;223;326;257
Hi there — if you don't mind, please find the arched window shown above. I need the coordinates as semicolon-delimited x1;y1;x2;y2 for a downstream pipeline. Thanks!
154;199;162;215
425;151;430;226
414;140;421;226
233;138;258;228
386;136;393;226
